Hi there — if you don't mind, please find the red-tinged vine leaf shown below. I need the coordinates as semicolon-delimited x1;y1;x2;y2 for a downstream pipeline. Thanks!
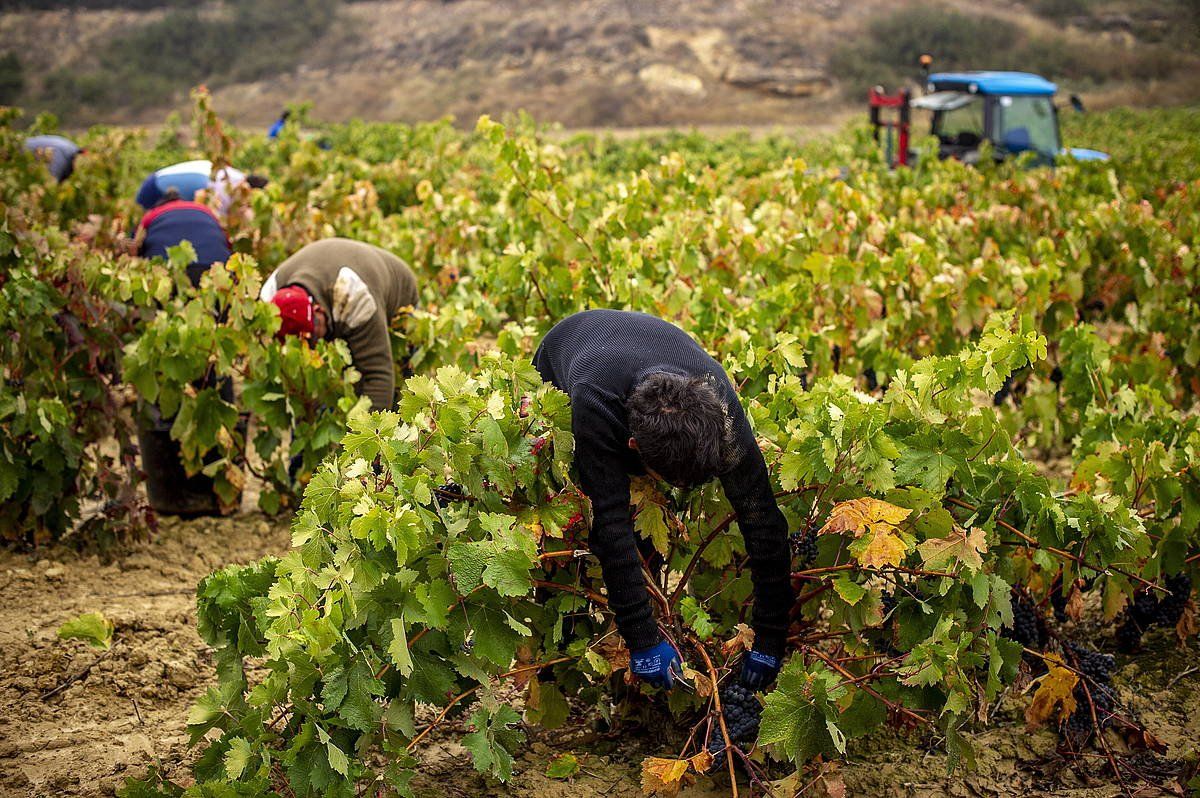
1025;655;1079;729
1120;726;1168;754
813;767;847;798
592;634;630;673
641;756;692;796
917;525;988;572
1066;585;1085;622
512;644;536;689
722;623;755;656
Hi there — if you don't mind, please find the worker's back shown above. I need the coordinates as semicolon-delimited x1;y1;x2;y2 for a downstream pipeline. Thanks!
25;135;80;182
137;200;231;287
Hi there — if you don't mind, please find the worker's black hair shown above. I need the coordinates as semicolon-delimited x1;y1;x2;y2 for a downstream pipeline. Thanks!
627;372;729;488
246;174;269;189
155;188;182;207
280;109;291;120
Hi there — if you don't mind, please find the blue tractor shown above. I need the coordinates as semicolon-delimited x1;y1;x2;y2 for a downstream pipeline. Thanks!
870;70;1109;167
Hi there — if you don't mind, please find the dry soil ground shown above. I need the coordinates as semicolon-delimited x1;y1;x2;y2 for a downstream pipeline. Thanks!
0;513;1197;797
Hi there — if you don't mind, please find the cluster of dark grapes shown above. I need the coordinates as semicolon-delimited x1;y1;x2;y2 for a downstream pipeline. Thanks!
992;373;1015;406
705;682;761;771
1064;642;1117;744
1050;586;1069;622
1115;573;1192;653
789;531;818;567
880;592;898;618
1003;593;1045;650
435;482;466;508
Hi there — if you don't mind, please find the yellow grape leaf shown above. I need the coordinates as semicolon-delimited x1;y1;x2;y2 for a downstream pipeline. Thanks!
917;526;988;572
820;498;911;538
641;756;692;796
857;529;910;569
1025;654;1078;729
682;665;713;698
224;465;246;495
688;750;714;774
721;623;755;656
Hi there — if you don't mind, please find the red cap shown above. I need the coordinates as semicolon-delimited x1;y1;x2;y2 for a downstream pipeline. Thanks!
270;286;314;338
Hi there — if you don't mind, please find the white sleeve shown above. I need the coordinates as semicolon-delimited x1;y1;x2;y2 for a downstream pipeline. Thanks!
330;267;378;329
260;271;279;301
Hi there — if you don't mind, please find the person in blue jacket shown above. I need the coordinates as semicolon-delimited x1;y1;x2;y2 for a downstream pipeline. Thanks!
135;160;267;216
25;135;82;182
133;191;232;287
268;109;290;140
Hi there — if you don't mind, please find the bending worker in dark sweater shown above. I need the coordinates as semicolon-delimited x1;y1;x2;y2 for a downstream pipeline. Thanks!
534;309;792;692
261;238;418;411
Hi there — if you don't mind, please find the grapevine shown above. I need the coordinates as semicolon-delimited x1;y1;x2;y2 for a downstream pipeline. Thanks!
0;97;1196;797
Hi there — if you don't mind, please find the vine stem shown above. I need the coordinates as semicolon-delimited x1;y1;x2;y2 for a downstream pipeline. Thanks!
1077;676;1131;797
507;160;610;304
540;549;583;560
944;497;1166;595
375;587;485;680
533;579;609;606
668;485;816;610
791;563;957;580
687;635;738;798
668;510;738;608
404;656;573;753
804;646;931;728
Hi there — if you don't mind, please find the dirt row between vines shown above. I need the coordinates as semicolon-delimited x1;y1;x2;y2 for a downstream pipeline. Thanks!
1;514;1197;797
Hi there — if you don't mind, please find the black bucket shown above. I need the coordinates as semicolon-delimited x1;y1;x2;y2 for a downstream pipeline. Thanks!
136;400;247;518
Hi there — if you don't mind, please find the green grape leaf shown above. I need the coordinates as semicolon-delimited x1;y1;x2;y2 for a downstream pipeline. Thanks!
223;737;254;780
545;752;580;779
388;617;414;676
758;661;841;762
680;596;716;640
57;611;113;650
463;704;524;781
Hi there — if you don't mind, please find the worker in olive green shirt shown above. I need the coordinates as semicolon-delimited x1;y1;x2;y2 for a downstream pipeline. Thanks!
261;238;418;410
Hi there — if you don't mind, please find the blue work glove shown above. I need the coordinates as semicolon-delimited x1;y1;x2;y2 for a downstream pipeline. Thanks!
630;639;681;689
739;650;781;691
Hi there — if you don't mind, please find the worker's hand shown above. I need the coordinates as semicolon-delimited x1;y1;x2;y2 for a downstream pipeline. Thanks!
739;649;781;691
630;639;681;689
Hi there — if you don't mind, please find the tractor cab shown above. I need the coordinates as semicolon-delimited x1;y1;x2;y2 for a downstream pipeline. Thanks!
870;70;1109;167
914;71;1109;165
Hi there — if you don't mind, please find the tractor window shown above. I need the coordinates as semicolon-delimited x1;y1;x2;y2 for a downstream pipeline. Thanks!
932;98;984;148
997;96;1059;158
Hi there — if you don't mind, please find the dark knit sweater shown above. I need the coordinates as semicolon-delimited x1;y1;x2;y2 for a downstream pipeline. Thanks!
533;310;791;657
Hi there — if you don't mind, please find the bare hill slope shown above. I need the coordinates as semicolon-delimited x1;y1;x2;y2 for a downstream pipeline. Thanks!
1;0;1196;127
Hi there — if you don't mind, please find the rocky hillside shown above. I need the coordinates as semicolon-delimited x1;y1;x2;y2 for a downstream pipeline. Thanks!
1;0;1196;128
